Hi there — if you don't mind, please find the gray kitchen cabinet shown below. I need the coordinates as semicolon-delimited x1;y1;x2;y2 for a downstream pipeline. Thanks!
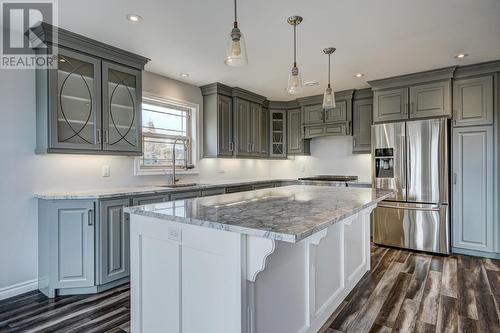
373;88;408;123
99;199;130;284
132;194;169;205
453;75;493;127
409;81;451;118
287;108;310;155
324;100;348;124
170;190;202;200
201;83;234;157
250;102;262;157
260;108;270;156
270;110;287;158
352;97;373;154
252;182;276;190
38;200;96;297
452;126;494;253
42;47;102;152
102;61;142;154
234;98;252;157
32;23;149;156
302;104;324;125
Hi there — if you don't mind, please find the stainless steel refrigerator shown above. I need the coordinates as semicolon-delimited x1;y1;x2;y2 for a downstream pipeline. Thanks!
372;118;450;254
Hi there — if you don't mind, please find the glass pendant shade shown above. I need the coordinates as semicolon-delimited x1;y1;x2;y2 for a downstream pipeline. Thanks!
287;66;303;94
225;27;248;67
323;86;336;109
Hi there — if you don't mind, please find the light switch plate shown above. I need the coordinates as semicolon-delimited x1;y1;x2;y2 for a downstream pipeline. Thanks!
102;165;110;177
168;227;182;242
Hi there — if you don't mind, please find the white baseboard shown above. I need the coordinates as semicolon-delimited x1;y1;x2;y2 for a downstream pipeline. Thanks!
0;279;38;301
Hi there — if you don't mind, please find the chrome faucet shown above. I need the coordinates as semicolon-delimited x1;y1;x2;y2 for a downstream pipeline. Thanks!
170;138;190;185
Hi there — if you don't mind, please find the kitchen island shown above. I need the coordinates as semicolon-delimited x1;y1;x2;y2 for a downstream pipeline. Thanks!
125;185;393;333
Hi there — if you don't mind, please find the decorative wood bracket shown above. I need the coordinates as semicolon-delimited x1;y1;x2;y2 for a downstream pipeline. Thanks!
308;228;328;246
246;236;276;282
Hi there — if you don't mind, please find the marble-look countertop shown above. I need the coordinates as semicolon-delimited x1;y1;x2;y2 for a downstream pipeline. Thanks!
34;179;297;200
125;185;394;243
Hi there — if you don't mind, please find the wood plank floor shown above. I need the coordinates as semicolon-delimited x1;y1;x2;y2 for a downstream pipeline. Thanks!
0;244;499;333
320;244;500;333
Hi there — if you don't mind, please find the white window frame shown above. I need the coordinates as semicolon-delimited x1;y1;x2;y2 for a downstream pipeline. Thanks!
134;93;200;176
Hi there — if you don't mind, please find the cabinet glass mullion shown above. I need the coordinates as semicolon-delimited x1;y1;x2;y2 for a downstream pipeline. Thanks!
49;48;102;150
102;61;142;154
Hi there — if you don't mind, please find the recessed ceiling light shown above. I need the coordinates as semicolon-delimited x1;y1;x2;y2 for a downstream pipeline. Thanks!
455;53;467;59
354;73;364;78
126;14;143;23
179;73;190;78
304;81;319;86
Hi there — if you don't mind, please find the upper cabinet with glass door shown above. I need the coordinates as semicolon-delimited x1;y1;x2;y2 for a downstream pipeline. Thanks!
31;23;149;155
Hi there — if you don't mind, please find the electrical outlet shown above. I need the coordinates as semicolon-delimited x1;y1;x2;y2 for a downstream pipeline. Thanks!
102;165;110;177
168;227;182;242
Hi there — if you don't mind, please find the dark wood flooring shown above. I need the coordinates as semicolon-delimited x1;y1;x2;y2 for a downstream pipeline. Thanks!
320;244;500;333
0;244;499;333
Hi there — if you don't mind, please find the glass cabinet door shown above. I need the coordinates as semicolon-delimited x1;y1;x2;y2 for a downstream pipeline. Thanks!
102;61;142;154
50;48;102;150
270;110;287;158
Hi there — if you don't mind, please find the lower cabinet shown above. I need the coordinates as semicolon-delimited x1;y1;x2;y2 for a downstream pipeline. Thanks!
170;190;202;200
38;200;96;297
452;126;494;253
132;194;169;205
99;199;130;285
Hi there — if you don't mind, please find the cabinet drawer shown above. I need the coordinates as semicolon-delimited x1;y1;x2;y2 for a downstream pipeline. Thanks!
225;185;253;193
201;188;226;196
132;194;169;206
252;183;275;190
170;191;202;200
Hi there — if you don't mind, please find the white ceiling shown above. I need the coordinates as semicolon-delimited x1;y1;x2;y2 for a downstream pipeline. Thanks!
59;0;500;100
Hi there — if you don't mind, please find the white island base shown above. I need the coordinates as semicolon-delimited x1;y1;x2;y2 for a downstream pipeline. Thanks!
130;206;374;333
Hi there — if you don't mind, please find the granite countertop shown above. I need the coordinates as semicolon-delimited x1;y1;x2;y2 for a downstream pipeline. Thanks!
34;179;297;200
125;185;394;243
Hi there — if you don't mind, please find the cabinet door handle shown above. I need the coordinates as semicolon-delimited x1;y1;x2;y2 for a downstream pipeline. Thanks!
404;103;408;115
88;209;93;226
410;102;415;114
103;130;109;144
453;173;457;185
247;143;251;152
229;142;234;152
96;129;101;144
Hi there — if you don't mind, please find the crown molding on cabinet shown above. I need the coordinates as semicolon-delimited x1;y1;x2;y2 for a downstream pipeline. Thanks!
368;66;456;90
30;22;150;70
453;60;500;78
297;90;355;107
200;82;233;97
353;88;373;100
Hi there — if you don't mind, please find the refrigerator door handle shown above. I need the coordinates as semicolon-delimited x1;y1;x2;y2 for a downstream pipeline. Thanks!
377;204;440;211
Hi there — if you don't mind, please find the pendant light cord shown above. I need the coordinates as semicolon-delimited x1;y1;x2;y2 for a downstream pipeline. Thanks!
293;24;297;67
234;0;238;27
328;54;331;88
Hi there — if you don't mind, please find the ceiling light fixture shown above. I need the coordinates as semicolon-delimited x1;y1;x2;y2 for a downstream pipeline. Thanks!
455;53;467;60
287;15;303;95
126;14;143;23
225;0;248;67
354;73;364;78
322;47;336;110
179;73;190;78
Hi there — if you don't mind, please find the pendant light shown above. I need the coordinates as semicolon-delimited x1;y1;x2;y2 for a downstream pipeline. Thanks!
322;47;336;109
287;16;303;94
225;0;248;66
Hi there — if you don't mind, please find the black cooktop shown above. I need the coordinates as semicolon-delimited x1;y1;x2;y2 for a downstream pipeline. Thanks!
298;175;358;182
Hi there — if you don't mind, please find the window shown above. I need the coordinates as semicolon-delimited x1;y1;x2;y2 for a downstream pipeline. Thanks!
136;96;198;175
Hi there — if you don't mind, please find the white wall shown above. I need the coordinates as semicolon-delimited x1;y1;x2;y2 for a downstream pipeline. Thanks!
0;69;370;294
